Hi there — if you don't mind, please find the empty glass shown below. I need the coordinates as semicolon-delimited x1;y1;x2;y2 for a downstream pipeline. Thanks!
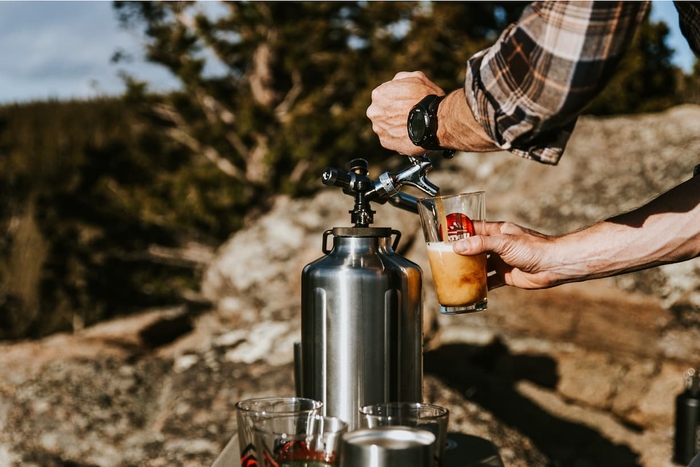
235;396;323;465
254;413;348;466
359;402;449;467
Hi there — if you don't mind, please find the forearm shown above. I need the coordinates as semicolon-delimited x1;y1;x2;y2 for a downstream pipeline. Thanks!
436;89;500;153
549;175;700;284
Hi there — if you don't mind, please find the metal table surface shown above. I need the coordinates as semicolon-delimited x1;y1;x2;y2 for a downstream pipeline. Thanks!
212;431;504;467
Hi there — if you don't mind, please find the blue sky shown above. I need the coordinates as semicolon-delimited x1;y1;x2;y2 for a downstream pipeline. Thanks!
0;1;181;104
0;1;695;105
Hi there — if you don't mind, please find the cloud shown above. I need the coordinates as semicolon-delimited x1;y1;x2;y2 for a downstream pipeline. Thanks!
0;1;179;104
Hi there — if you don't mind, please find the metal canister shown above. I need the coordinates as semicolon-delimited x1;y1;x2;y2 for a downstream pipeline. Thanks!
674;368;700;464
299;226;423;429
338;427;434;467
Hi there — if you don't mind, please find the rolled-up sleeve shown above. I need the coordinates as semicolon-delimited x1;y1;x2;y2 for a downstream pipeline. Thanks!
465;1;649;164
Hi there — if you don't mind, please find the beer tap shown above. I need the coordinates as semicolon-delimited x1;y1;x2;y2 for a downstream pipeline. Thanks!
321;155;440;227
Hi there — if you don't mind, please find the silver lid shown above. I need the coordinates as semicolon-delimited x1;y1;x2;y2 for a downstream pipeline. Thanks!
339;427;434;467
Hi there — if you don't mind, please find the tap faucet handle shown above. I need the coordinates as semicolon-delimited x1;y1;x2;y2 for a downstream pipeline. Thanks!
400;155;440;197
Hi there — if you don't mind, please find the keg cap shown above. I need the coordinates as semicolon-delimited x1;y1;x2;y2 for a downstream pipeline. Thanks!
339;427;434;467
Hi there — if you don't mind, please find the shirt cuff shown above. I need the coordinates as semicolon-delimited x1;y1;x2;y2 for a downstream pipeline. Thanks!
464;51;571;165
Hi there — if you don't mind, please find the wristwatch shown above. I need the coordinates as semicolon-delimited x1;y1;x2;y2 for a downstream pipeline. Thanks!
407;94;455;158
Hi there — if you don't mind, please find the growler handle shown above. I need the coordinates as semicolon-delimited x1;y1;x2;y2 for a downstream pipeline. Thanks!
390;229;402;251
322;229;334;255
321;229;402;254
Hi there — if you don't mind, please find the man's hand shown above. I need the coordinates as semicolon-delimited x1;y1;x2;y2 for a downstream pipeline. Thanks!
453;221;561;290
367;71;500;156
366;71;444;156
453;174;700;291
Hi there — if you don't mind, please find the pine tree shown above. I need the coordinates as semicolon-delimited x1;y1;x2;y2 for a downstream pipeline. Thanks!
112;2;529;214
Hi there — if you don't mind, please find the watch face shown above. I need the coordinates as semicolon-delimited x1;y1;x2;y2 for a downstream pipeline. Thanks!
408;108;428;144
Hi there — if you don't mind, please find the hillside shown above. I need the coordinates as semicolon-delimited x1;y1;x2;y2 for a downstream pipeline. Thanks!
0;105;699;466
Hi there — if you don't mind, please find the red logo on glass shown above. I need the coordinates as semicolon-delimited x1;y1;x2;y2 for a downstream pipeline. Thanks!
440;212;474;241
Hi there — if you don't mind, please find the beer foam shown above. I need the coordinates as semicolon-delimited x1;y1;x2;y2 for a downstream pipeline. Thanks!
426;242;456;252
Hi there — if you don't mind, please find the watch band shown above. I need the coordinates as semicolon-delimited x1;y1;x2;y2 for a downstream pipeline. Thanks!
408;94;455;159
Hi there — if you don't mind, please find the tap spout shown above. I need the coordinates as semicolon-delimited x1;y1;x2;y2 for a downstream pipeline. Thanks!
365;154;439;205
387;192;420;213
397;155;440;197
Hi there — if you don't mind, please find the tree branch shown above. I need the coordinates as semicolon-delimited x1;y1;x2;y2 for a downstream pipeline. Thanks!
152;103;246;180
275;70;303;123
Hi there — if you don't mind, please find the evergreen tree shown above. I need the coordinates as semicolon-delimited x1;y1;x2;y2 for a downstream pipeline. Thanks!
585;9;680;115
112;2;526;215
114;1;680;208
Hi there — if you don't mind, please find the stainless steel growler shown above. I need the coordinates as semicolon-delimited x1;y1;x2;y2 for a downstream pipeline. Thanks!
296;157;440;429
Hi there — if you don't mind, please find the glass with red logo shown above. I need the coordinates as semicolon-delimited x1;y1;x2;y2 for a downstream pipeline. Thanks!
253;413;348;466
417;191;487;314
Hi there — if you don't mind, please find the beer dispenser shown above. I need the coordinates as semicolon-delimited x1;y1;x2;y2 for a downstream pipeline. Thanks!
296;155;440;429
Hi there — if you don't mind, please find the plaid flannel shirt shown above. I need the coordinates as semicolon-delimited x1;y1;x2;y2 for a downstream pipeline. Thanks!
464;1;662;165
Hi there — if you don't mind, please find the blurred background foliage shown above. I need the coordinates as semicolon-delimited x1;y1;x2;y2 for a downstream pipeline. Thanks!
1;1;698;340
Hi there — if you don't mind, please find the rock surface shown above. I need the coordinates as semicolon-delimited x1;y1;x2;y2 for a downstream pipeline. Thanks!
2;106;700;467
